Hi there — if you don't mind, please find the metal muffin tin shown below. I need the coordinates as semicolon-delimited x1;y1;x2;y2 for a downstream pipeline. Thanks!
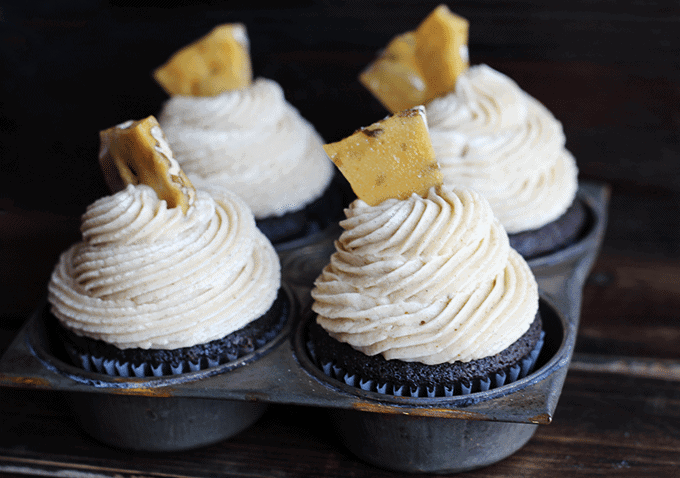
0;181;608;472
527;182;609;324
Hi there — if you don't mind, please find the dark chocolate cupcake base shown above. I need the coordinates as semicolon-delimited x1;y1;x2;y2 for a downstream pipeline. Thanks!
308;313;544;397
51;289;289;378
509;199;589;260
255;173;352;245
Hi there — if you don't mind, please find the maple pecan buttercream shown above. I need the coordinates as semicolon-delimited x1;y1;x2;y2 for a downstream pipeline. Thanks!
48;184;280;350
158;78;334;219
311;186;538;366
426;65;578;234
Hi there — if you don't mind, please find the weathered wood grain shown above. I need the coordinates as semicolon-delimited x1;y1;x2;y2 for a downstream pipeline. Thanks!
579;254;680;359
1;368;679;478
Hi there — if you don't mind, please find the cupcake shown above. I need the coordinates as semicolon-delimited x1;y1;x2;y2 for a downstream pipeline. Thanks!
47;116;285;377
359;5;585;259
153;24;339;245
425;65;582;259
310;108;543;397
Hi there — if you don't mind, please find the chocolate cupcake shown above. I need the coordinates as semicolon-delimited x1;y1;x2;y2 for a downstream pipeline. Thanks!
310;187;543;397
254;173;348;246
425;65;584;259
154;24;338;246
48;117;284;377
358;7;585;259
507;199;589;259
308;313;543;397
49;289;288;378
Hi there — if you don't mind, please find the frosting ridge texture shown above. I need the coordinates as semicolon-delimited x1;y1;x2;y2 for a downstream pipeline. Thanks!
49;184;281;350
426;64;578;233
311;187;538;365
158;78;334;218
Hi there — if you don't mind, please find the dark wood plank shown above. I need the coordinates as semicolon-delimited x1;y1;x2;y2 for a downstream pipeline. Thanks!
507;370;680;477
578;253;680;360
1;368;679;477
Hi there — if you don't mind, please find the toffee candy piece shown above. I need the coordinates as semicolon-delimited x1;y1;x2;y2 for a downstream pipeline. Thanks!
360;4;469;113
323;106;442;206
98;116;196;214
153;23;253;97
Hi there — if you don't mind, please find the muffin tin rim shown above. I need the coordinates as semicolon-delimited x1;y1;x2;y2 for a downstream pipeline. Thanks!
16;283;298;390
0;288;572;423
291;293;572;408
0;181;608;424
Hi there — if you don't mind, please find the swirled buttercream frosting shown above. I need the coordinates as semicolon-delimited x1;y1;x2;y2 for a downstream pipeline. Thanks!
158;78;334;219
48;184;281;350
311;187;538;365
425;64;578;234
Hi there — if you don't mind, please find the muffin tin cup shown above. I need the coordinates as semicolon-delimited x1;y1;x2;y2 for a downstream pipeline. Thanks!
331;409;538;474
293;296;569;473
69;392;268;452
0;292;572;471
0;181;608;471
0;284;297;452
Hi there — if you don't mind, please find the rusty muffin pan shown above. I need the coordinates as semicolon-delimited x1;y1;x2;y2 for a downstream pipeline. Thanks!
0;181;608;473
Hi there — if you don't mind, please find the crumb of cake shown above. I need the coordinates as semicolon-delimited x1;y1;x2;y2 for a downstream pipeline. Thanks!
153;23;253;97
99;116;196;213
323;106;442;206
359;4;469;113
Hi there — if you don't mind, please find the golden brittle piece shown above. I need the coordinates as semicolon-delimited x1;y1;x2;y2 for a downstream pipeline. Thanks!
153;23;253;97
99;116;196;214
359;5;469;113
323;107;442;206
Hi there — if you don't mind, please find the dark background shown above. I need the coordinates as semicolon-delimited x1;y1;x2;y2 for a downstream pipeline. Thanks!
2;1;679;258
2;1;680;312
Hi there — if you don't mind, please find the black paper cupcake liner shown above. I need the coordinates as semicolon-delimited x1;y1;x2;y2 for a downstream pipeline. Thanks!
73;323;285;378
52;289;289;378
307;314;545;398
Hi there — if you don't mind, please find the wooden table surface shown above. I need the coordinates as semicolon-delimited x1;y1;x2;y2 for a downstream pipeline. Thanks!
2;2;680;477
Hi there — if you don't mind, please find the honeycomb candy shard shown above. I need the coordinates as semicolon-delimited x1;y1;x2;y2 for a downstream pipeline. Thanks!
414;4;469;100
153;23;253;97
99;116;196;214
359;5;469;113
359;33;425;114
323;107;442;206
